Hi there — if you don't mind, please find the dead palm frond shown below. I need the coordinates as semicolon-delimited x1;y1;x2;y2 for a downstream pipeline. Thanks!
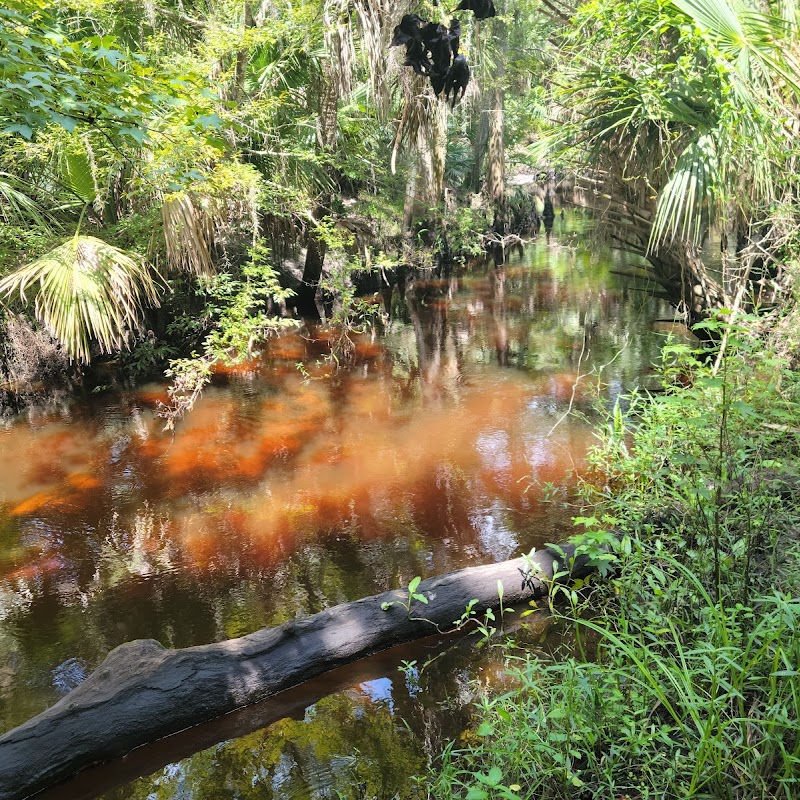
0;235;162;363
354;0;394;117
161;192;217;278
324;0;356;100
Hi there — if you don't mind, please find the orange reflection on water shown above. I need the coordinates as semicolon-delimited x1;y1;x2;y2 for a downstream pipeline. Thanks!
166;374;576;565
10;489;62;517
2;554;63;583
9;468;103;517
0;415;104;517
1;326;598;580
160;381;335;494
66;472;102;492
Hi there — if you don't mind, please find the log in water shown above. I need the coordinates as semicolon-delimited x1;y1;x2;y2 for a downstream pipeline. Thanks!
0;544;591;800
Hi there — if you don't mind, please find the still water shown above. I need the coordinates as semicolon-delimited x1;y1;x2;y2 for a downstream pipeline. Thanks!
0;213;676;798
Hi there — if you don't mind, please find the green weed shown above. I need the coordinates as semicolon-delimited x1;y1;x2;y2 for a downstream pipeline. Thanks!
431;321;800;799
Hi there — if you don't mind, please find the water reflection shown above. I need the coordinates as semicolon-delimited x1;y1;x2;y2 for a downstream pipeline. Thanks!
0;212;679;797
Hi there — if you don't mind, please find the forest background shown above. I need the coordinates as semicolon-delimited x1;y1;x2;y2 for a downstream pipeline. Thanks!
2;0;800;797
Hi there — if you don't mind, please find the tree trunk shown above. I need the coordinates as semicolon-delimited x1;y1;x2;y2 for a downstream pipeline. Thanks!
233;2;255;100
649;240;727;322
403;162;419;235
417;97;440;209
296;207;329;320
486;86;507;233
469;22;489;193
484;6;508;233
470;106;490;194
0;545;596;800
432;99;448;207
296;45;340;319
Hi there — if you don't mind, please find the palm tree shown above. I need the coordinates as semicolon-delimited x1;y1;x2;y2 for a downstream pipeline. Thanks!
553;0;800;320
0;127;166;365
0;234;162;364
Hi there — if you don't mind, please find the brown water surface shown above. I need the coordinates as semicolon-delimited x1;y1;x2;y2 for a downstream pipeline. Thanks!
0;213;679;798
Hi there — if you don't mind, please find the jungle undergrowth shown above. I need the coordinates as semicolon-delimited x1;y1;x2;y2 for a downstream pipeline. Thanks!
430;312;800;799
158;242;297;429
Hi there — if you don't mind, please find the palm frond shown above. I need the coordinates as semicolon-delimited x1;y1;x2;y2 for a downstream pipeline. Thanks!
60;150;96;204
0;172;53;230
775;0;799;35
0;236;162;363
650;134;718;250
162;193;216;278
670;0;800;95
353;0;393;117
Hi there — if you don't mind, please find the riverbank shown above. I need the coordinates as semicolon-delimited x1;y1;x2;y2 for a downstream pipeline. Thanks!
431;314;800;798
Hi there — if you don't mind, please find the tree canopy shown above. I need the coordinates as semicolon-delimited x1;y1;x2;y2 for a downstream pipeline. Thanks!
0;0;798;369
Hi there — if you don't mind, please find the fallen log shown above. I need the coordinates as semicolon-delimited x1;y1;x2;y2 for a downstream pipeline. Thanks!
0;544;592;800
34;624;550;800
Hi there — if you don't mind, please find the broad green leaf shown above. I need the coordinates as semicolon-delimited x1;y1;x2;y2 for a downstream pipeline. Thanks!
475;767;503;786
3;123;32;138
118;126;146;145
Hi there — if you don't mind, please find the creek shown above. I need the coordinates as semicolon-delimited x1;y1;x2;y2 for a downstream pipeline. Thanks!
0;212;681;799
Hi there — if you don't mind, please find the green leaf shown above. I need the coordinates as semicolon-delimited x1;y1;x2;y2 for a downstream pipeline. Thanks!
118;126;146;145
408;576;421;594
3;123;32;138
62;150;96;203
475;767;503;786
93;46;123;65
194;113;224;129
48;111;77;131
476;722;495;736
465;788;488;800
732;400;756;417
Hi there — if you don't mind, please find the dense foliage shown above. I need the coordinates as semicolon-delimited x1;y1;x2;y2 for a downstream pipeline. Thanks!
0;0;556;392
432;317;800;798
2;0;800;794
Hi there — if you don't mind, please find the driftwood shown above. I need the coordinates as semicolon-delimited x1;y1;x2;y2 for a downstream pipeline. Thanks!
0;544;592;800
32;624;545;800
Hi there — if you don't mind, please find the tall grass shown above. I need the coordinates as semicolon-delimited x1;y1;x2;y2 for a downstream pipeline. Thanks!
430;318;800;799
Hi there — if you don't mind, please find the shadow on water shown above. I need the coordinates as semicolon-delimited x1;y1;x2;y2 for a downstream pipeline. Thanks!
0;212;689;798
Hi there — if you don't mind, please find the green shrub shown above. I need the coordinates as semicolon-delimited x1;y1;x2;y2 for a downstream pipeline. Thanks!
431;319;800;799
433;580;800;800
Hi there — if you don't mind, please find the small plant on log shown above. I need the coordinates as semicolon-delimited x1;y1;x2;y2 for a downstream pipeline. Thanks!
381;576;429;616
382;577;509;644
